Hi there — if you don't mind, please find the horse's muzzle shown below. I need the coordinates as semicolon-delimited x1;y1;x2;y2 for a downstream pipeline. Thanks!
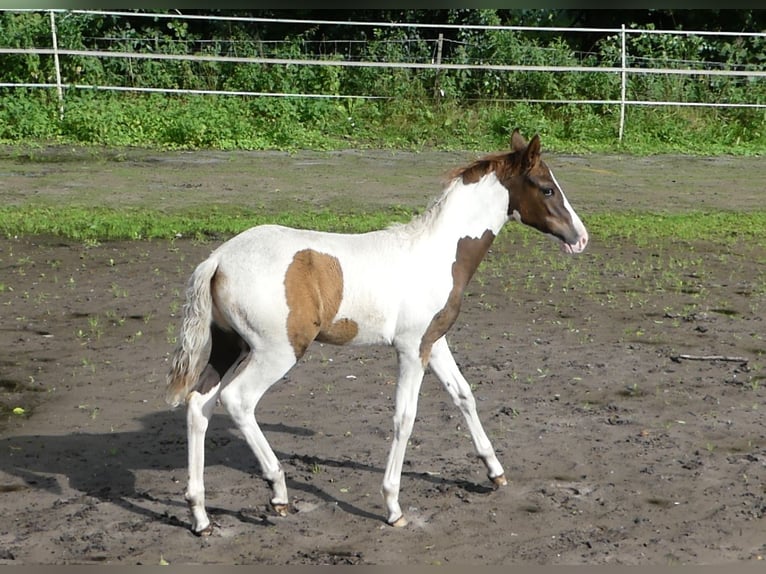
560;228;589;254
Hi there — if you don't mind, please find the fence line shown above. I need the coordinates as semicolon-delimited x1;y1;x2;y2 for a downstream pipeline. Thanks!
2;10;766;141
58;9;766;38
0;82;385;100
4;46;766;78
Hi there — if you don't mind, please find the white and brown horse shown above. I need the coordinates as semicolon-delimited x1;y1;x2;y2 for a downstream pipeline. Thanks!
166;130;588;534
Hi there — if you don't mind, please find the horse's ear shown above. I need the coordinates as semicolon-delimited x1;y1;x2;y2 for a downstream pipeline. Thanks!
521;134;541;172
510;129;527;152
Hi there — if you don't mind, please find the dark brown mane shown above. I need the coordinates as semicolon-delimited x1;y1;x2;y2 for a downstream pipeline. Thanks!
447;151;520;185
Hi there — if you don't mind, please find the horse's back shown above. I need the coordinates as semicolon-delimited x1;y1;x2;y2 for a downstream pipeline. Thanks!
212;223;402;278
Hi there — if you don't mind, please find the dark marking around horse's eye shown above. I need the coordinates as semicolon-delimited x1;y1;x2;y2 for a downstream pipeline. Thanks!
542;188;555;198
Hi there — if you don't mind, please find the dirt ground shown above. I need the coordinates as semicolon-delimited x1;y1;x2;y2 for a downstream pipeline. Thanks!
0;146;764;565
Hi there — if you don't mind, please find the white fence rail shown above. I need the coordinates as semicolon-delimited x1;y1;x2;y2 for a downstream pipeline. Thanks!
2;9;766;140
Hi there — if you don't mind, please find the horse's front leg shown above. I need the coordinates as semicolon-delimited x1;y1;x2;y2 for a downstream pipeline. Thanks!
381;347;425;527
185;381;222;536
428;336;507;486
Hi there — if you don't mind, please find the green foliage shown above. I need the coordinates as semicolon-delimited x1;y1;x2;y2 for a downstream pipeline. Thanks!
0;12;52;83
2;88;765;155
1;11;766;154
0;90;58;139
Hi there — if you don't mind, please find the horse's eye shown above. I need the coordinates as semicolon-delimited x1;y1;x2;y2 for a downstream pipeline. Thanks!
542;187;555;198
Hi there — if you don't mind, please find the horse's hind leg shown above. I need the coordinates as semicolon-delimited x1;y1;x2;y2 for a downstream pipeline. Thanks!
428;337;506;486
186;379;222;535
185;326;247;535
219;345;297;516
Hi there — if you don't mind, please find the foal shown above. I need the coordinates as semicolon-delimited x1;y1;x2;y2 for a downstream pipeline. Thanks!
166;130;588;534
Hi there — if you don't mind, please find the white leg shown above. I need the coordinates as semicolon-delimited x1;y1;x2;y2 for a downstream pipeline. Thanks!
185;381;221;535
219;350;296;516
429;337;506;486
381;346;425;527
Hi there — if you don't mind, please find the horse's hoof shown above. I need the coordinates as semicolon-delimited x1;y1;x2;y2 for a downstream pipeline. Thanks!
272;502;289;517
388;515;408;528
192;523;215;537
491;474;508;488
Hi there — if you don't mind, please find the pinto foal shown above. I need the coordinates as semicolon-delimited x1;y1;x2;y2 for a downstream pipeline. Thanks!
166;130;588;534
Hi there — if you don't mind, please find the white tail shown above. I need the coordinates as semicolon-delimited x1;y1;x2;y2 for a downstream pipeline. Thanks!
165;256;219;407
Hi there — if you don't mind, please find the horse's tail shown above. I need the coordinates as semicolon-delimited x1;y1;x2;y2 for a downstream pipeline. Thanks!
165;255;219;408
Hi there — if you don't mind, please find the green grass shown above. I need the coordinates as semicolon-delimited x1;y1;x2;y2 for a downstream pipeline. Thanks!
1;204;764;242
0;205;414;241
585;211;766;244
3;92;766;156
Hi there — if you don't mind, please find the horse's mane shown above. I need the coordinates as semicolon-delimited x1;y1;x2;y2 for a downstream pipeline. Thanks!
388;150;518;236
446;150;518;185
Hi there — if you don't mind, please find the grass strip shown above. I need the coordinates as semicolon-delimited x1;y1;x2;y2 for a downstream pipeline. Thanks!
1;205;764;243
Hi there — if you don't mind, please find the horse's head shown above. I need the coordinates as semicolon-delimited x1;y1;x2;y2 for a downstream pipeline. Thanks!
500;130;589;254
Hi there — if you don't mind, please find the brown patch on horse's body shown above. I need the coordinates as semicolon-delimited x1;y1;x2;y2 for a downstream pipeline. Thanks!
419;229;495;365
284;249;358;358
316;317;359;346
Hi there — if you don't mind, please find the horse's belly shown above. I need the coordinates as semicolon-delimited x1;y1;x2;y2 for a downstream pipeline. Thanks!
332;296;398;347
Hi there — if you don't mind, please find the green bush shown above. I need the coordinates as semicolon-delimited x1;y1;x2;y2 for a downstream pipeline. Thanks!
1;11;766;154
0;91;58;139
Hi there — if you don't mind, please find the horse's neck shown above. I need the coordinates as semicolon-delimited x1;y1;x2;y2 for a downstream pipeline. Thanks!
425;173;509;242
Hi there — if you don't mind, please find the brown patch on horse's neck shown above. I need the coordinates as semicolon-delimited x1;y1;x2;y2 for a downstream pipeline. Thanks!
419;229;496;365
284;249;358;358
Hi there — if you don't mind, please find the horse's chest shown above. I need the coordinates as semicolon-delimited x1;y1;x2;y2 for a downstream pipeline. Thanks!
333;260;450;339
